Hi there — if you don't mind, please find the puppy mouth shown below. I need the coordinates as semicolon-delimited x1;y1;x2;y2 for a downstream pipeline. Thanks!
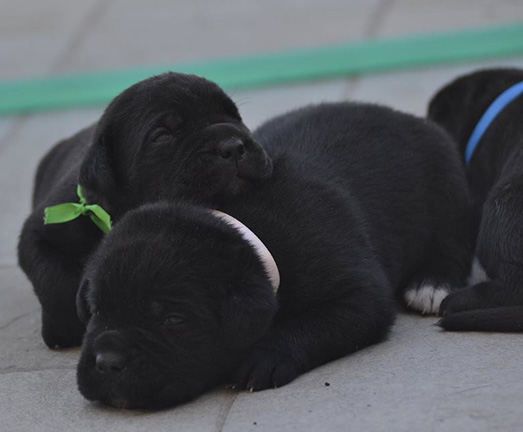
105;398;130;409
89;385;177;410
237;152;273;180
82;379;157;410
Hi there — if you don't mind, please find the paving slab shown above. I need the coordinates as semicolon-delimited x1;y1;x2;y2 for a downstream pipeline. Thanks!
0;0;101;80
0;266;38;330
0;266;79;372
60;0;382;74
379;0;523;37
1;369;236;432
0;117;18;151
222;315;523;432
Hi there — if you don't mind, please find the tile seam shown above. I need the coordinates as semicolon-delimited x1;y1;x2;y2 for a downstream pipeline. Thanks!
345;0;397;99
216;392;239;432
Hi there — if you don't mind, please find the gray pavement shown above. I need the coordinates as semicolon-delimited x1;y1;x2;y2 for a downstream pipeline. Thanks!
1;1;523;431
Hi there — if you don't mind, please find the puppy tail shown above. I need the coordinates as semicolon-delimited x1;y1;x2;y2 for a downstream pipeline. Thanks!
437;307;523;332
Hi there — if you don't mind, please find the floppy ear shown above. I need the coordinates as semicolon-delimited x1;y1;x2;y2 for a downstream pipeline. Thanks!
427;80;477;145
427;83;461;126
79;132;116;201
220;252;278;351
221;286;277;351
76;278;92;325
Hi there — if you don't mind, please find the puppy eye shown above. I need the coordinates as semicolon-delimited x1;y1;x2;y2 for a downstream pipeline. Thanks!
162;315;185;327
151;128;173;144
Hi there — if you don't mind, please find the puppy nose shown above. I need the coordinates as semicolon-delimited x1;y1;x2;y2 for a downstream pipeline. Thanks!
218;139;245;161
95;351;127;373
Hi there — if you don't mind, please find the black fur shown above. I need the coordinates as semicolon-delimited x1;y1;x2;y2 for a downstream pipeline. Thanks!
77;102;473;409
17;73;273;348
428;68;523;332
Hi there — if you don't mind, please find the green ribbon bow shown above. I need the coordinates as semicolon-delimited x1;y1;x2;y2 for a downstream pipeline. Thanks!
43;185;112;234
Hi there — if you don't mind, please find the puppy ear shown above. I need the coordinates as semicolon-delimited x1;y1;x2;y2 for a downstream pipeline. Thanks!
76;278;92;325
79;132;116;201
427;90;453;124
221;287;277;351
220;252;278;351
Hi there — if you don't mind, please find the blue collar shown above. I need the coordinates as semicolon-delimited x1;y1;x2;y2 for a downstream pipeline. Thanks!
465;81;523;165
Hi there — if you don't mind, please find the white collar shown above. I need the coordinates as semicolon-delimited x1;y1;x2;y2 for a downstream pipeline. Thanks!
210;210;280;293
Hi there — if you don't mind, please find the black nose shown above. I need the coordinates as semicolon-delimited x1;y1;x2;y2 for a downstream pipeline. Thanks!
95;351;127;373
218;139;245;161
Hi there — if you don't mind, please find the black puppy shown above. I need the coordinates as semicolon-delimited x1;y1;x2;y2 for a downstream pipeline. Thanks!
18;72;272;349
76;102;473;409
428;68;523;332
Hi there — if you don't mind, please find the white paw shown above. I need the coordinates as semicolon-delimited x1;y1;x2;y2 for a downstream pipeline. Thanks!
404;284;450;315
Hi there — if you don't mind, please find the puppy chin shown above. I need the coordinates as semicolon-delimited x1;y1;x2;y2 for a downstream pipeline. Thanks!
78;372;178;410
99;394;176;411
203;172;250;202
95;394;172;411
227;177;248;197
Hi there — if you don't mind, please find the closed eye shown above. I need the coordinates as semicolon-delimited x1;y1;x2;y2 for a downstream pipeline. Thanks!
162;315;185;327
150;128;173;144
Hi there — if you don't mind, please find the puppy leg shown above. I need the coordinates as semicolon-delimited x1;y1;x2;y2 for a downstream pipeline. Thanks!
440;280;523;315
18;223;85;348
404;177;474;315
233;275;395;391
439;180;523;325
403;240;474;314
438;279;523;332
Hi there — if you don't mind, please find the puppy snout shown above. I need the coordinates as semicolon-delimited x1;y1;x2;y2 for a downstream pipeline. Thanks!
92;330;130;373
95;350;127;373
218;139;245;161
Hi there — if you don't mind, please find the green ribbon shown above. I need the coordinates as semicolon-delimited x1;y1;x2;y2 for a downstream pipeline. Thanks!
43;185;112;233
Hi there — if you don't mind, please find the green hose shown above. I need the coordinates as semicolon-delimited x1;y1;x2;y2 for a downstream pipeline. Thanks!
1;22;523;116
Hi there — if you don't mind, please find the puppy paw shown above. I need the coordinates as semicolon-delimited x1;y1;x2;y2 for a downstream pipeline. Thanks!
404;283;450;315
233;347;301;391
41;311;85;349
439;282;495;316
439;290;466;316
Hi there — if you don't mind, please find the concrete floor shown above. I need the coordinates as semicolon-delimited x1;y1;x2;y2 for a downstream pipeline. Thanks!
1;1;523;431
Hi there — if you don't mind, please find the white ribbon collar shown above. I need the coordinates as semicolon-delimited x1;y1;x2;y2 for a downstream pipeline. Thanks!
210;210;280;292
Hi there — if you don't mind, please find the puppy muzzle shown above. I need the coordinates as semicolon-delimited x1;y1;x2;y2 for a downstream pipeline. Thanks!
202;122;273;180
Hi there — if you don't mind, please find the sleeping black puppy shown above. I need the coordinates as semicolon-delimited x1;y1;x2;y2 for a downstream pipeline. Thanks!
18;72;272;349
76;102;473;409
428;68;523;332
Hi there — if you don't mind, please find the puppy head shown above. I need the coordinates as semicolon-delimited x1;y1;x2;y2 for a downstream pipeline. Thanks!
79;73;272;214
76;203;278;409
427;68;523;148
